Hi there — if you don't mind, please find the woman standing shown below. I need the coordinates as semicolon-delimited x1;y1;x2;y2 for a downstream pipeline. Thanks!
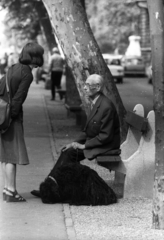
0;42;44;202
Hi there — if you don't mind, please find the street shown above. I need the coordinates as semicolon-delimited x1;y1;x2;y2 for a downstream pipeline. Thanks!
117;77;153;117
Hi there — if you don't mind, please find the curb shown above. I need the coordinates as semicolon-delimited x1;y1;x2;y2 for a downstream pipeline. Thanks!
64;204;77;240
42;95;58;160
42;94;77;240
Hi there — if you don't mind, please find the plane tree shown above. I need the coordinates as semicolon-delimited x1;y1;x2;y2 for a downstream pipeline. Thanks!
42;0;127;140
0;0;128;140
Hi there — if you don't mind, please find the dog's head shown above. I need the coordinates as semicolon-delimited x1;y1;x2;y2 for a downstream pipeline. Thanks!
39;177;61;204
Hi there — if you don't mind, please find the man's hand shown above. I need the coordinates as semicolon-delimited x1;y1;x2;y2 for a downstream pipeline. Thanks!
61;143;73;152
72;142;85;150
61;142;85;152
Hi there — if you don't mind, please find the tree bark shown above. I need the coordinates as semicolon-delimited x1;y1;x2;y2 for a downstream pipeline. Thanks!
65;65;82;106
42;0;127;140
147;0;164;230
34;0;57;52
80;0;85;10
34;1;81;107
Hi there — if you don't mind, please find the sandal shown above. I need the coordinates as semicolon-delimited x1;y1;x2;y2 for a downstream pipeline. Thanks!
3;188;7;201
6;189;26;203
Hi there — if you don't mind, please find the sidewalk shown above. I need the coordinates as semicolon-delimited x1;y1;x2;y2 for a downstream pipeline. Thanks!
1;81;164;240
44;83;164;240
0;81;69;240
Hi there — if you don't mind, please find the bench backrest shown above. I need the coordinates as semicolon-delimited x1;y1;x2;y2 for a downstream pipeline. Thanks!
121;104;144;160
124;110;155;198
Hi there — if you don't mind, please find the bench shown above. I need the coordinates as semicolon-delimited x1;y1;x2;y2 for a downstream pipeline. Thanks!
96;104;149;198
123;110;155;198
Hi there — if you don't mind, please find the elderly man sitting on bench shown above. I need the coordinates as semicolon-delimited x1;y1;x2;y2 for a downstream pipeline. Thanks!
31;73;121;197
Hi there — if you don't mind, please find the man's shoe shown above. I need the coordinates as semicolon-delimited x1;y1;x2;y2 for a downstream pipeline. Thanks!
31;190;41;198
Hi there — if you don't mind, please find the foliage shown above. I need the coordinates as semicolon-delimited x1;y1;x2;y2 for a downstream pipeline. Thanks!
86;0;140;54
0;0;141;54
0;0;41;43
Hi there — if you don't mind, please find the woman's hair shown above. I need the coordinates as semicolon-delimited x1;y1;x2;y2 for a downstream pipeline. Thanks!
19;42;44;67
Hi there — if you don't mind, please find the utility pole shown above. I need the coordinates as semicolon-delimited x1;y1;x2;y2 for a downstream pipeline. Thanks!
147;0;164;229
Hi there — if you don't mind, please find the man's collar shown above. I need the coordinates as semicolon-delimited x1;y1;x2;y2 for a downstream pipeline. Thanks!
90;94;100;105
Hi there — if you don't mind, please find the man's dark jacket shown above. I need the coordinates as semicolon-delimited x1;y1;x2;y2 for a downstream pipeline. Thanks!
76;93;120;159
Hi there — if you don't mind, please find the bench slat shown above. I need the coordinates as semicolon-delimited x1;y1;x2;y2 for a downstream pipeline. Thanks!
125;110;148;133
97;155;121;162
97;161;126;174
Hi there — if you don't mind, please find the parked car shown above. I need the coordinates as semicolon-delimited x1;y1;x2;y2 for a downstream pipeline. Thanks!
102;54;124;83
121;56;146;77
146;65;152;84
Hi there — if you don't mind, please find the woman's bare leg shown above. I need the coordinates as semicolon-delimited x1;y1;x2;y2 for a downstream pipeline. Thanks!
1;162;7;188
5;163;16;192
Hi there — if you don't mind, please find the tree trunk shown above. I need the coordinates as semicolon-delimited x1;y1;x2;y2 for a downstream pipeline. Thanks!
42;0;127;140
65;65;82;106
34;1;57;52
80;0;85;10
34;1;82;108
147;0;164;229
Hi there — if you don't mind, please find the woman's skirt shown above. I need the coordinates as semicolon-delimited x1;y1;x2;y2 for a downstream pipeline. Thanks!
0;119;29;165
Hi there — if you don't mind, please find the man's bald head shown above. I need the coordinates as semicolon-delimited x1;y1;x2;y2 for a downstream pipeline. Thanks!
84;74;104;99
86;74;103;87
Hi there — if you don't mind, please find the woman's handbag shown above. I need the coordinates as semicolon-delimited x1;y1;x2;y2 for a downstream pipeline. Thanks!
0;72;11;133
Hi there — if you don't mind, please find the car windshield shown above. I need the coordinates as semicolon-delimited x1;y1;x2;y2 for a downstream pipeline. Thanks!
104;58;121;65
110;59;121;65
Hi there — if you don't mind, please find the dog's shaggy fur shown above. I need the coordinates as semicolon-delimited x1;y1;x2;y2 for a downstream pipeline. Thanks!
39;163;117;205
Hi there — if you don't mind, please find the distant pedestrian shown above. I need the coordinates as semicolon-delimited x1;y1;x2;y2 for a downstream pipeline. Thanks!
49;47;65;100
0;42;44;202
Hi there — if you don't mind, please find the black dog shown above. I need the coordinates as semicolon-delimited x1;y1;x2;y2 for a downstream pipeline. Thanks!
39;163;117;206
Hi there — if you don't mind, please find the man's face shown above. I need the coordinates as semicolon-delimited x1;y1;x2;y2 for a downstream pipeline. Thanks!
84;77;100;98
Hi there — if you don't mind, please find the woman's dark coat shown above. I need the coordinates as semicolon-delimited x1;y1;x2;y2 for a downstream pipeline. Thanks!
0;63;33;120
